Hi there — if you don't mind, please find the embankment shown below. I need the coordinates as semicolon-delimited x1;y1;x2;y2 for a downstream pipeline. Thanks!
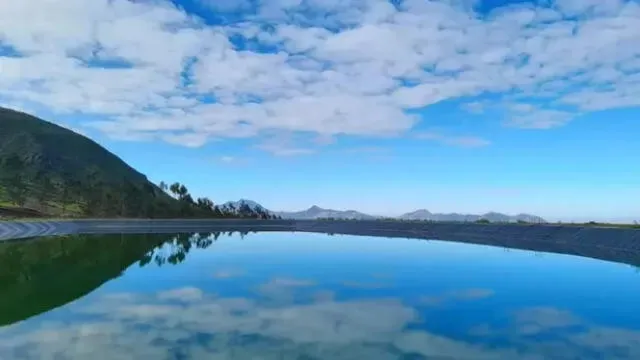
0;219;297;242
294;220;640;267
1;219;640;266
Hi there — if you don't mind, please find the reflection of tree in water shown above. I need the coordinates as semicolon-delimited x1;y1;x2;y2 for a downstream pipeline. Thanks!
138;231;251;267
0;231;246;328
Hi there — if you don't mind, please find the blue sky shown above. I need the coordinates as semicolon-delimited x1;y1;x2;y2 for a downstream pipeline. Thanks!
1;0;639;221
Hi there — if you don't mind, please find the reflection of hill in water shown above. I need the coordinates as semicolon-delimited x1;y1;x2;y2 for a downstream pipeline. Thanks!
0;232;232;327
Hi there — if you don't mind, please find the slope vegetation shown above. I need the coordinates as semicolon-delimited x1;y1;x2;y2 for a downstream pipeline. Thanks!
0;107;179;217
0;107;275;219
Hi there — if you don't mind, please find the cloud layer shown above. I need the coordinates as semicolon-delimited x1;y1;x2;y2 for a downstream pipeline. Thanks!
1;0;639;152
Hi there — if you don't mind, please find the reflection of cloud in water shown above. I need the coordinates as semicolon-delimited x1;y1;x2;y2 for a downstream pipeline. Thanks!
0;287;542;360
157;287;204;303
3;285;640;360
371;272;393;279
100;293;140;303
267;277;316;287
512;307;581;335
572;327;640;355
470;306;640;359
420;288;495;305
212;269;245;279
341;280;389;289
311;290;335;303
256;277;318;304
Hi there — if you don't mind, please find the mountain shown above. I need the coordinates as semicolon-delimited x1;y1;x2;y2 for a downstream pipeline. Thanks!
0;107;275;219
268;203;546;223
219;199;275;218
0;106;181;217
275;205;377;220
399;209;546;223
512;213;547;223
222;199;265;211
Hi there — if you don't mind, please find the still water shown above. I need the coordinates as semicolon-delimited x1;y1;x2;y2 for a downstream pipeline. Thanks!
1;231;640;359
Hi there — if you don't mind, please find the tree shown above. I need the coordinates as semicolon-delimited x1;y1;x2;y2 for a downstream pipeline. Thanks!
196;197;215;212
158;181;168;193
169;182;191;202
178;184;189;200
169;182;181;198
212;205;224;218
182;193;194;204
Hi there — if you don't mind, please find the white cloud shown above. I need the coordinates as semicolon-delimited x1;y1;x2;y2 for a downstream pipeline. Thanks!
416;131;491;147
162;132;210;147
462;101;486;114
218;156;236;163
254;132;317;156
1;0;639;152
504;102;577;129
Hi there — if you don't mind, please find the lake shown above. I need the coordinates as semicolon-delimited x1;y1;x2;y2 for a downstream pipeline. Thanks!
1;231;640;359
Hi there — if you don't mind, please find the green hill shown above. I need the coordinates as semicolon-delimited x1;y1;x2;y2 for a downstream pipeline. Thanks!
0;107;182;217
0;107;273;219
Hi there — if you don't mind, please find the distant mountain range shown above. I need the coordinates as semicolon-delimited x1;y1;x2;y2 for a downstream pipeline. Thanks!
398;209;545;223
224;200;547;223
274;205;377;220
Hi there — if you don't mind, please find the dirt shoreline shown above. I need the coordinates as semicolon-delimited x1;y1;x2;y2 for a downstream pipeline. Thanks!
1;219;639;267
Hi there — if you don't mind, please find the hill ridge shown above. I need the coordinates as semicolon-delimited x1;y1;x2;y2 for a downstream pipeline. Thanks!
0;107;274;220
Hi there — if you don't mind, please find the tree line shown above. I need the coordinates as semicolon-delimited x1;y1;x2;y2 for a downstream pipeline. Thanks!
0;154;279;219
157;180;279;220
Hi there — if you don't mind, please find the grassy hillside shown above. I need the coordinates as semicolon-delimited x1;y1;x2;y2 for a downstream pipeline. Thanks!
0;107;175;217
0;107;275;219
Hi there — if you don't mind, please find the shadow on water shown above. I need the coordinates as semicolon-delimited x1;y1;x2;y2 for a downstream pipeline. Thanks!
0;231;249;327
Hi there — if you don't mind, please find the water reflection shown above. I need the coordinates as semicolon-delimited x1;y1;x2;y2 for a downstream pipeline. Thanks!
0;231;230;327
1;232;640;359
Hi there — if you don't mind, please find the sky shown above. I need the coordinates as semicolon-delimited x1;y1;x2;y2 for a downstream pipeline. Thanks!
0;0;639;222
